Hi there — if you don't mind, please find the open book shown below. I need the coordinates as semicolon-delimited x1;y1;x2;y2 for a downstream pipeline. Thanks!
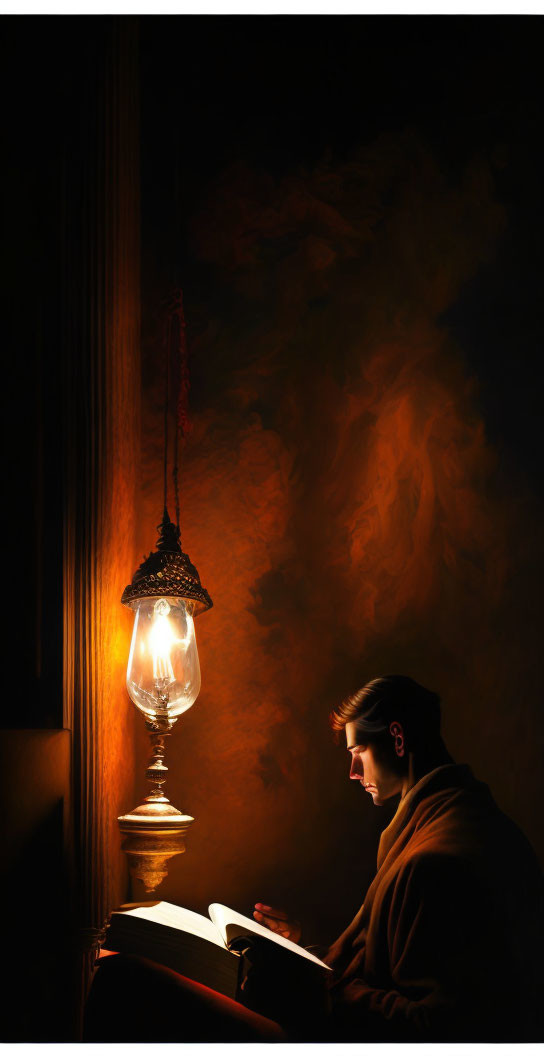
102;901;331;1000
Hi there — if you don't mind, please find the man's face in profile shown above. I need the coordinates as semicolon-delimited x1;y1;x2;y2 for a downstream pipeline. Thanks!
345;720;403;806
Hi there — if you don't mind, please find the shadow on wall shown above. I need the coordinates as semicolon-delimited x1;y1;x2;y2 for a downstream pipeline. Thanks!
134;130;544;943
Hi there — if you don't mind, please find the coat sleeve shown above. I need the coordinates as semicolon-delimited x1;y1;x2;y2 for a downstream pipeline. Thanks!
329;852;500;1041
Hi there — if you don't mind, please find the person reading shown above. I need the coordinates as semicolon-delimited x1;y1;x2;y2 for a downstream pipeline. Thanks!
253;675;544;1041
86;675;544;1042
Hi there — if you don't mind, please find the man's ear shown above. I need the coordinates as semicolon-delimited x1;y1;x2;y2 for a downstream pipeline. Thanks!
389;721;405;758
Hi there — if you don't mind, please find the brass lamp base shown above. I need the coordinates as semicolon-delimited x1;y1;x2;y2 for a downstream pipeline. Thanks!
118;798;194;894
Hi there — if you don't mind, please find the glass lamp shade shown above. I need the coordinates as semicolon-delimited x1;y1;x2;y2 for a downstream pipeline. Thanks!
126;596;201;723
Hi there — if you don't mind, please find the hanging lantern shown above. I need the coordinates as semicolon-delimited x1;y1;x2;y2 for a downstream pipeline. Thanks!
123;509;212;727
118;292;212;893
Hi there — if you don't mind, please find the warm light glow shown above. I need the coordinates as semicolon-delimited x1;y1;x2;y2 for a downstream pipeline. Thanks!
126;596;201;722
149;599;176;682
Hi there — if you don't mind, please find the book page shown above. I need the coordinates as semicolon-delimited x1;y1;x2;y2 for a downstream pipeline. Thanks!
112;901;227;949
208;904;331;969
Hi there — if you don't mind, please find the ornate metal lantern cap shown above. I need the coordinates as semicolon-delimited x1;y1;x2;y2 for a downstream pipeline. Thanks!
121;508;213;616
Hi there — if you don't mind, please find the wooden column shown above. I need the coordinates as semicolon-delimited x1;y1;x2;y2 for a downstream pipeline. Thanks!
62;19;141;1032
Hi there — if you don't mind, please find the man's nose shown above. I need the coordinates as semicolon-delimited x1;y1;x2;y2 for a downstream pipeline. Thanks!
350;756;364;780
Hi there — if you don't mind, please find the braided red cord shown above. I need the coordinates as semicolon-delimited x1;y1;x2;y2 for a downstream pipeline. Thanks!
174;289;191;442
171;289;191;528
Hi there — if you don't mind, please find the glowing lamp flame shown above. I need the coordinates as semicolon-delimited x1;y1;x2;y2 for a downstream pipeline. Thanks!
149;599;176;683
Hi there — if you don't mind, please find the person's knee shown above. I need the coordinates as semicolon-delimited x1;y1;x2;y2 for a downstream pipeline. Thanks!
84;954;287;1042
84;955;184;1041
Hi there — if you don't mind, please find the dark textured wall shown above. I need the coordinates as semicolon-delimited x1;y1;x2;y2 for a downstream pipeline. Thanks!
1;17;141;1038
134;126;544;944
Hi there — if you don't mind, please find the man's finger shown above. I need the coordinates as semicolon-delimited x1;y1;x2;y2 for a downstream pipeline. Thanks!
254;911;292;938
253;910;279;929
254;903;289;920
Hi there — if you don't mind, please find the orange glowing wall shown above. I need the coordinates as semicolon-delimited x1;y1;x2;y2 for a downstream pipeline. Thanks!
134;133;544;943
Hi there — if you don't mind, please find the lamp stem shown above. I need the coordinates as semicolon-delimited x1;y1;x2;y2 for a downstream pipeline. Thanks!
144;718;174;804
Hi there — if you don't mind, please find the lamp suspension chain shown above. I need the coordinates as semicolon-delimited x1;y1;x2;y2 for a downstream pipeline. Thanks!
163;309;171;517
173;289;190;531
161;288;190;532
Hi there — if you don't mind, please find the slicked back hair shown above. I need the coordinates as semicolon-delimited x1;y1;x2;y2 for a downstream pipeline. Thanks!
330;675;442;746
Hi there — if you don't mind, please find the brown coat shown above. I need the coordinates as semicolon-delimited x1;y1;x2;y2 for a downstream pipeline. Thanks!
325;764;544;1041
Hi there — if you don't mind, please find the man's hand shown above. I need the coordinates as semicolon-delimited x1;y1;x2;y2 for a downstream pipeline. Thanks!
253;903;302;944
